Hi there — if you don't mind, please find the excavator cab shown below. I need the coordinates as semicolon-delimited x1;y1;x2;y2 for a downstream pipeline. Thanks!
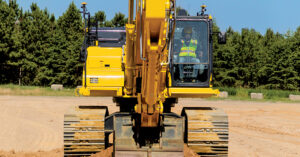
171;18;211;87
170;8;225;88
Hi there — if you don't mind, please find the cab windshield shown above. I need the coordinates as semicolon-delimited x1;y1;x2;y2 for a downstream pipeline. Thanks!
171;20;209;84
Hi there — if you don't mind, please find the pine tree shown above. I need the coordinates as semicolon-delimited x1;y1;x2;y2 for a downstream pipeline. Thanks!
16;3;53;85
0;0;17;83
8;18;23;85
274;27;300;90
92;11;106;27
104;20;114;27
257;29;281;88
294;27;300;90
7;0;24;85
43;28;67;85
111;12;127;27
57;2;84;86
8;0;20;17
213;24;239;87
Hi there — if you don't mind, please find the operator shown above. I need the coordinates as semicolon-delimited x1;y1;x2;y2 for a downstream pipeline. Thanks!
177;26;202;81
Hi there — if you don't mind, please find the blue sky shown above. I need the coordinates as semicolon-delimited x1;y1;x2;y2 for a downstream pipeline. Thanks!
14;0;300;34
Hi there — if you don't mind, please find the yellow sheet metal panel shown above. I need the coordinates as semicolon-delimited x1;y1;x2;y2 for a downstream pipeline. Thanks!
145;0;166;18
87;47;123;69
87;56;122;69
84;46;124;88
86;71;124;87
87;46;122;56
168;88;220;98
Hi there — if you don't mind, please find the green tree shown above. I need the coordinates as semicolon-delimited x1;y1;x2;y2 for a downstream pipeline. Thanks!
176;6;189;16
271;28;300;90
111;12;127;27
104;20;114;27
43;28;68;85
294;27;300;90
93;11;106;27
213;26;240;87
18;3;53;85
256;29;281;88
8;0;20;17
230;28;263;88
0;0;18;83
57;2;84;86
8;17;24;85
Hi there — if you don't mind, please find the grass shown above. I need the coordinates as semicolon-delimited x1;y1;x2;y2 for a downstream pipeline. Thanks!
0;84;299;102
0;84;75;96
212;87;300;102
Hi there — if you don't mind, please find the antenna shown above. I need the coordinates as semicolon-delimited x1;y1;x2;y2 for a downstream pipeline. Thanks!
201;5;207;15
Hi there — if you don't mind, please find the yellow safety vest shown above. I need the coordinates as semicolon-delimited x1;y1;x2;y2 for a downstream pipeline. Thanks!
179;39;198;58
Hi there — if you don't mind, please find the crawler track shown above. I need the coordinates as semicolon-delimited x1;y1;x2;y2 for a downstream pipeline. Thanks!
63;106;108;156
182;107;229;157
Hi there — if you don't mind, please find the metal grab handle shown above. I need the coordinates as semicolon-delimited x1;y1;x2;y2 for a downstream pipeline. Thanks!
140;0;146;61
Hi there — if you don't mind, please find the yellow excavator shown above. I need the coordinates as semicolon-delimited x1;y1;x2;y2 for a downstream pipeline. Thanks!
64;0;228;156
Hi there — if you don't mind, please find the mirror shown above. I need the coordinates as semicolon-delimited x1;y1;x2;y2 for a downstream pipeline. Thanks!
218;32;226;44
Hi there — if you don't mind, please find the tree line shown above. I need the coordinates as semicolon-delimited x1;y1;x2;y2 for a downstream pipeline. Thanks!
0;0;127;87
213;25;300;90
0;1;299;90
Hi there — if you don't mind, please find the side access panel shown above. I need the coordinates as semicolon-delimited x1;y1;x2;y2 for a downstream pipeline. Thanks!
78;46;125;97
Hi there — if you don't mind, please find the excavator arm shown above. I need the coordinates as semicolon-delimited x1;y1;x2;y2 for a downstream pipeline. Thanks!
132;0;174;127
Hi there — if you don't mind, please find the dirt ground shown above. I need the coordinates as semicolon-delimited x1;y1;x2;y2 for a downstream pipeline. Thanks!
0;96;299;157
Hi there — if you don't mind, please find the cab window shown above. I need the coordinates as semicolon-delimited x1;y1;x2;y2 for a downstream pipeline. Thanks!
171;20;210;86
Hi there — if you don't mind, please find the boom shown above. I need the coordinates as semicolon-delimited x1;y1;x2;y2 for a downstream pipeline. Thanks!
126;0;174;127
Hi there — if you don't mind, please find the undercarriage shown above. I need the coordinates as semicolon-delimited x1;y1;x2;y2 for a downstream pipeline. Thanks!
63;100;228;157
